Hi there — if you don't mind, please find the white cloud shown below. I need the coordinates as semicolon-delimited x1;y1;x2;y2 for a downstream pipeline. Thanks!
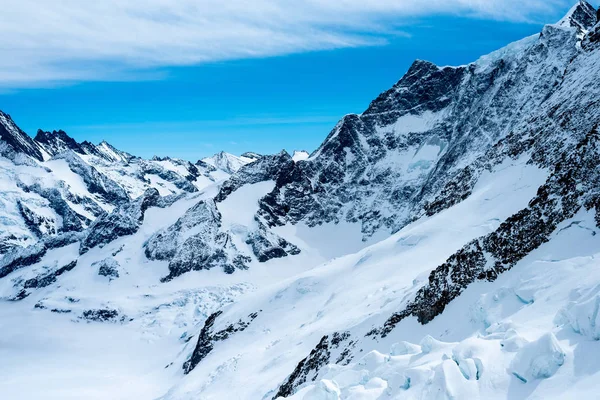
0;0;576;87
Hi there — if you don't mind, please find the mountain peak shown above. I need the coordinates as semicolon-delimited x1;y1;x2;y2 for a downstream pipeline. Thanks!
202;151;252;174
556;1;597;31
34;129;85;157
0;110;44;161
35;129;71;144
96;140;135;163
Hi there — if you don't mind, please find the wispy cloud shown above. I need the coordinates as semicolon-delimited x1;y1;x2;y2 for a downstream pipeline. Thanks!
0;0;574;88
70;114;339;132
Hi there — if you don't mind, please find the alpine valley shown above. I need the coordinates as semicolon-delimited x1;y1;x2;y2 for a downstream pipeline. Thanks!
3;2;600;399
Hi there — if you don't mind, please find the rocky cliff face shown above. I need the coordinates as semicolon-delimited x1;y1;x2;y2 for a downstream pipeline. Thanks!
249;8;597;240
34;129;87;157
261;3;600;396
0;111;46;161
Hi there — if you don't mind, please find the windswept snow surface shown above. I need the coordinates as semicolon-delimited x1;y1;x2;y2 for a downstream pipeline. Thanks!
0;177;374;399
159;157;589;400
284;209;600;400
3;145;599;400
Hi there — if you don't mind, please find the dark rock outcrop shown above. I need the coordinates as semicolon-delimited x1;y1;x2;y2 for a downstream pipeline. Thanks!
215;151;294;202
139;160;198;193
80;188;160;254
0;232;82;279
0;111;44;161
183;311;260;374
94;257;120;280
18;182;87;232
16;200;56;238
82;308;120;322
145;199;251;280
24;260;78;289
246;221;300;262
51;151;130;205
34;129;86;157
13;260;78;300
274;332;352;399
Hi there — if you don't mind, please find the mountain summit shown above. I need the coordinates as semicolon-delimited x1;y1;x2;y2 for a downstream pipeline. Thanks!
556;0;597;31
0;111;45;161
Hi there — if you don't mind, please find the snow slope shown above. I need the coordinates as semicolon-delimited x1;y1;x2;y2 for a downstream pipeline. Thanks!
0;125;238;255
0;178;378;399
284;209;600;400
160;156;551;400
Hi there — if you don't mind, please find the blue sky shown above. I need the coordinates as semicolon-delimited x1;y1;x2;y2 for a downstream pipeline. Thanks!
0;1;590;160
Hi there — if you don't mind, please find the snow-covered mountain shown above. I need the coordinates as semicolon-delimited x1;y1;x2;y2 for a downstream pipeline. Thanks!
3;2;600;399
202;151;257;175
0;122;236;254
